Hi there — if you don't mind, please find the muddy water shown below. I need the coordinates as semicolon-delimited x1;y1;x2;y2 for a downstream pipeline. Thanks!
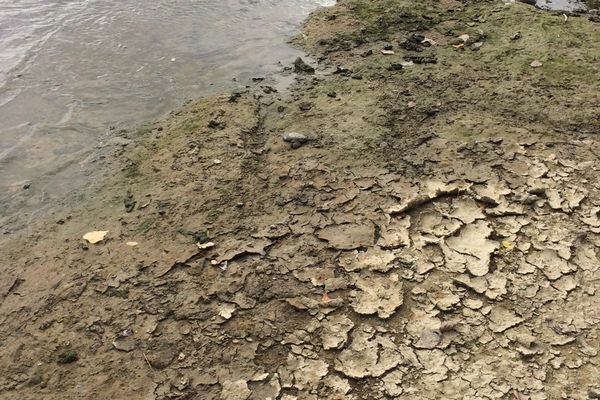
0;0;334;223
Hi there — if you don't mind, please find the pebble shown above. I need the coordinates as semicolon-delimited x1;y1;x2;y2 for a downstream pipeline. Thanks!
113;338;136;352
283;132;308;144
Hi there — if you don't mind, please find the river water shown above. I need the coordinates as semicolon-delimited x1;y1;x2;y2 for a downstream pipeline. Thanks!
0;0;334;224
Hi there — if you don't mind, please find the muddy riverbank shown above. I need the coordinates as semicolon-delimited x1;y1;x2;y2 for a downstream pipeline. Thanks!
1;0;600;399
0;0;334;226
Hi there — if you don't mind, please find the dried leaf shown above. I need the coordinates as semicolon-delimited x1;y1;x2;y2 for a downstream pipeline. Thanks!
501;240;514;250
83;231;109;244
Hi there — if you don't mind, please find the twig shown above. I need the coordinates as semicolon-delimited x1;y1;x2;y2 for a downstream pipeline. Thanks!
142;352;153;369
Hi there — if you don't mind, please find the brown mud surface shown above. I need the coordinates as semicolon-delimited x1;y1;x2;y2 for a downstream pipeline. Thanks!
2;1;600;399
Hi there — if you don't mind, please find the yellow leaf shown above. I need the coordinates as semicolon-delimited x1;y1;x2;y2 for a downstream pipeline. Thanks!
501;240;514;250
83;231;109;244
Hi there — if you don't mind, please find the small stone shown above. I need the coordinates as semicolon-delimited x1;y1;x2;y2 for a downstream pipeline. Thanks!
218;303;237;320
530;60;543;68
471;42;483;51
113;338;136;352
299;102;312;111
283;132;308;144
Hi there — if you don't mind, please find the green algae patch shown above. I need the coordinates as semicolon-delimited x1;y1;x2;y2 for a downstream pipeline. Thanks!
300;0;599;145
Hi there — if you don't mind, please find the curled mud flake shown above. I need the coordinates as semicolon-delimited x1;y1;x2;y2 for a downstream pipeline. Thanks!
581;207;600;231
286;295;344;314
528;160;549;178
463;298;483;310
414;329;442;350
338;246;396;272
334;325;403;378
252;224;291;239
484;273;508;300
488;306;524;333
406;309;442;347
551;274;578;293
317;222;375;250
416;349;448;382
220;380;252;400
232;292;257;310
377;216;411;249
350;272;404;319
507;332;543;358
321;188;360;210
282;328;310;346
212;239;273;264
321;314;355;350
429;289;461;311
387;181;471;215
285;354;329;391
382;369;405;396
416;261;436;275
526;249;571;281
453;274;488;294
447;197;485;224
249;373;281;399
193;372;219;386
545;188;563;210
563;187;587;211
472;182;511;206
572;242;599;272
444;220;497;277
517;260;536;275
485;203;525;217
418;210;463;237
323;375;351;397
293;266;336;287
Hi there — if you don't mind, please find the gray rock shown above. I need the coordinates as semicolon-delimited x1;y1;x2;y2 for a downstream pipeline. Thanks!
113;337;136;352
283;132;309;148
283;132;307;142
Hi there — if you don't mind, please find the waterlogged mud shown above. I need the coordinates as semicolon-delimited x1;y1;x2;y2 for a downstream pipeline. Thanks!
1;0;600;399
